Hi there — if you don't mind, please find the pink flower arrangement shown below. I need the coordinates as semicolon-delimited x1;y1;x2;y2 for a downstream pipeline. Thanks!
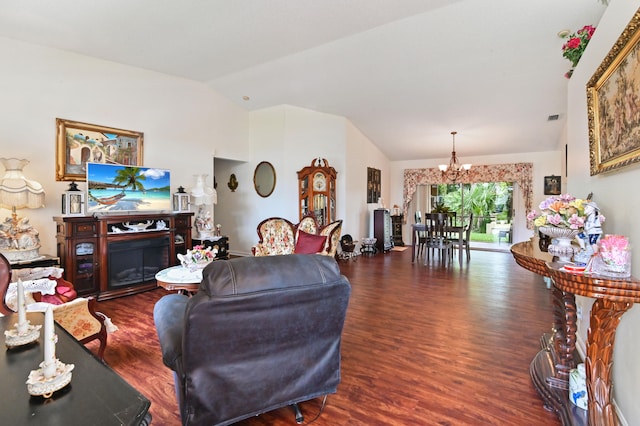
527;194;587;230
599;235;630;266
562;25;596;78
178;244;219;271
189;245;216;262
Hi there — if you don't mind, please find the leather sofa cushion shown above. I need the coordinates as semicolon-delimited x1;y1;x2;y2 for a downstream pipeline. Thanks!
199;253;343;296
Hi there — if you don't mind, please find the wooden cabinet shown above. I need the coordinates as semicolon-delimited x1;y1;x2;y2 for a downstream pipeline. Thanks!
391;214;404;246
54;218;99;297
297;158;337;227
374;209;393;253
173;213;192;258
54;213;192;300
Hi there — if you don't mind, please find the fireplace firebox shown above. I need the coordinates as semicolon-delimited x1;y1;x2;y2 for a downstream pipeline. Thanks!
108;236;170;289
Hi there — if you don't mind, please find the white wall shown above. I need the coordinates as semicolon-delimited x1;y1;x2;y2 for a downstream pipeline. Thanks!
566;1;640;422
214;105;391;255
345;120;391;241
0;37;249;256
218;105;349;255
390;150;563;245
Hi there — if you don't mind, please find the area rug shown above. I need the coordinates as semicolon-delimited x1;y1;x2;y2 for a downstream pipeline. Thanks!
391;246;408;252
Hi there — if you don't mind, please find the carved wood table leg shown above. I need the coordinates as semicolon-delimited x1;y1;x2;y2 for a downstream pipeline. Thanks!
586;298;631;426
547;286;577;389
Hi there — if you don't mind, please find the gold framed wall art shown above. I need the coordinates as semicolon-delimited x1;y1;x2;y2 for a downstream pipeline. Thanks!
587;9;640;176
56;118;144;181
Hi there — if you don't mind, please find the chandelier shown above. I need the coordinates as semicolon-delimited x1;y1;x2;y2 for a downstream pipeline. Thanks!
438;131;471;183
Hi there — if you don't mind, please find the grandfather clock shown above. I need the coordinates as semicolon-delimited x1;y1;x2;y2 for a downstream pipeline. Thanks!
297;158;337;226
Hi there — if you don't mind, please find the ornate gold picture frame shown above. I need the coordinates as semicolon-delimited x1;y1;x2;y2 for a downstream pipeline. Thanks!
56;118;144;181
587;10;640;176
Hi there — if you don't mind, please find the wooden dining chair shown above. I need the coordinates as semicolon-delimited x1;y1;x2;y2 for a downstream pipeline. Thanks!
451;213;473;262
414;211;428;258
424;213;453;265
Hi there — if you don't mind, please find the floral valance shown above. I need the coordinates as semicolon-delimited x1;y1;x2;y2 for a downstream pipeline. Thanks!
403;163;534;228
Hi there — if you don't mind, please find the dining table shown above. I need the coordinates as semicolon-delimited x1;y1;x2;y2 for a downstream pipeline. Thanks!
411;223;464;266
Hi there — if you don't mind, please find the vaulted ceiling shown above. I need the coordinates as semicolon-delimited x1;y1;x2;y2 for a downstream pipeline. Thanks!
0;0;607;160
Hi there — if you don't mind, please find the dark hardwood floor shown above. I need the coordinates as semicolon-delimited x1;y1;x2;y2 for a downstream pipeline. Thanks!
88;248;560;425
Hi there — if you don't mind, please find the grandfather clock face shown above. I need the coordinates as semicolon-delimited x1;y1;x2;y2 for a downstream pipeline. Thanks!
313;172;327;191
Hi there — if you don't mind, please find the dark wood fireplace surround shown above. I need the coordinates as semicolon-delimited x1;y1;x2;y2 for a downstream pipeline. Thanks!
54;213;192;300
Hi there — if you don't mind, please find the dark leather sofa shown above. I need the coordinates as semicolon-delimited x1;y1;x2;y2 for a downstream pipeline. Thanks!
154;254;351;426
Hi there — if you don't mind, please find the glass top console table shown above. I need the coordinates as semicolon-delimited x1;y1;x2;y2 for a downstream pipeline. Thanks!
511;239;640;426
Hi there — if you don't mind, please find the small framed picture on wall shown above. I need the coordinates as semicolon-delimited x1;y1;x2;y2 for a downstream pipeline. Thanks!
367;167;381;203
544;175;561;195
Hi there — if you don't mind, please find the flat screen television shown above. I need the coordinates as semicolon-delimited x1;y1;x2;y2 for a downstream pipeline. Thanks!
86;162;171;214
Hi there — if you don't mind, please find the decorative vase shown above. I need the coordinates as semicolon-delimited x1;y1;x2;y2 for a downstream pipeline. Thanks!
177;246;218;272
539;226;580;263
177;253;212;272
569;363;587;410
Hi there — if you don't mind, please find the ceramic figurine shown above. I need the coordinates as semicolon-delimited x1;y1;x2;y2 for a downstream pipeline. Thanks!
577;201;604;254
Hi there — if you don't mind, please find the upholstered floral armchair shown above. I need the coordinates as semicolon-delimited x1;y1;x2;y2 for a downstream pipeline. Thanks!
252;215;342;257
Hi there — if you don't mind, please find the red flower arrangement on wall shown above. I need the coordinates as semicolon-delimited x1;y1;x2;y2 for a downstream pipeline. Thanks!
562;25;596;78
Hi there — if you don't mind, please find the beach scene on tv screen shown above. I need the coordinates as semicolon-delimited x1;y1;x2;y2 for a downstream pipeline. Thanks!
87;163;171;213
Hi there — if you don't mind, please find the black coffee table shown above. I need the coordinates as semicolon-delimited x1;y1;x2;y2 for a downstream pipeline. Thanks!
1;312;151;425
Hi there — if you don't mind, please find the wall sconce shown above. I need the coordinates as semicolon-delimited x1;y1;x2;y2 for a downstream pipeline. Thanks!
61;181;85;216
228;174;238;192
173;186;191;212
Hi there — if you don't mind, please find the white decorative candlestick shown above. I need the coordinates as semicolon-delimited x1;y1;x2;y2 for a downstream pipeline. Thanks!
4;280;41;348
26;306;75;398
16;279;28;335
42;306;57;379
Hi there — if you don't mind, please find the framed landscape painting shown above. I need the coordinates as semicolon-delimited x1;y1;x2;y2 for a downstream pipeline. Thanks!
587;10;640;175
56;118;144;181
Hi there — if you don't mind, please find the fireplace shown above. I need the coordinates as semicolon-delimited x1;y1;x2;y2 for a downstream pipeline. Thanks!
108;236;170;289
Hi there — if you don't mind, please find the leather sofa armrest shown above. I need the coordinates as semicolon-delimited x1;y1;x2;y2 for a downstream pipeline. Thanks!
154;293;189;371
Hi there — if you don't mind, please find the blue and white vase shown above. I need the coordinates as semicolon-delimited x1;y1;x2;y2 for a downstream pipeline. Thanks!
569;363;587;410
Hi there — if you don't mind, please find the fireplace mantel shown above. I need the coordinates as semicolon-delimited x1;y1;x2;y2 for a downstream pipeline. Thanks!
54;213;192;300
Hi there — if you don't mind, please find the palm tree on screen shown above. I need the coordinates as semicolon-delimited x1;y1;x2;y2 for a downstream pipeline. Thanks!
113;167;146;193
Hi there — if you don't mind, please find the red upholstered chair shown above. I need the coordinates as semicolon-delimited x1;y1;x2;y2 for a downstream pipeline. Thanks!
0;253;110;361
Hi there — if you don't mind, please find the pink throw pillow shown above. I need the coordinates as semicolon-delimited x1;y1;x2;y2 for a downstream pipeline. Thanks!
295;230;327;254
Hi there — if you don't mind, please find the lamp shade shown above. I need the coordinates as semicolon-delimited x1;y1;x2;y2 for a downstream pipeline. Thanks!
190;174;216;205
0;158;45;210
